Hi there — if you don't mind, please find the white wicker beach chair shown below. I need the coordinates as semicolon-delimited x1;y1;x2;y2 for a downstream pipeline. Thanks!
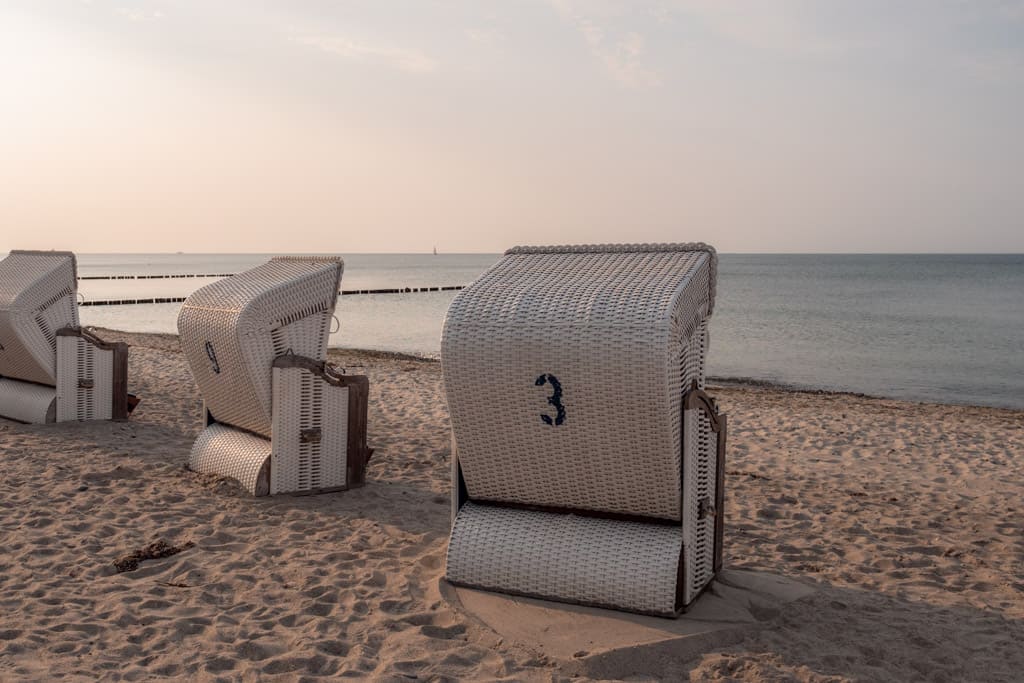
442;243;726;617
0;250;130;423
178;256;371;496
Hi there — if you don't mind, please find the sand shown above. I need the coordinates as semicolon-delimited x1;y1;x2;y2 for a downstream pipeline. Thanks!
1;329;1022;681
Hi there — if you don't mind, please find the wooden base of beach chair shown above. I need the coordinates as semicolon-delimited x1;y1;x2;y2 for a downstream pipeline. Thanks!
188;354;371;496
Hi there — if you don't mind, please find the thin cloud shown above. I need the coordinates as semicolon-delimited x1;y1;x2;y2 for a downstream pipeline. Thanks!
115;7;164;22
465;27;504;45
551;1;661;87
673;0;1024;84
669;0;860;57
603;32;661;87
290;31;437;74
956;49;1024;85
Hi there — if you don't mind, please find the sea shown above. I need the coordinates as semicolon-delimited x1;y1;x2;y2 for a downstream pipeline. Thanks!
55;253;1024;410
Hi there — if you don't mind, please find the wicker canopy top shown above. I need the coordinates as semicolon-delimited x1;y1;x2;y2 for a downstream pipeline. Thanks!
0;250;78;308
177;256;344;438
502;243;716;315
0;250;79;385
447;243;716;335
179;256;343;314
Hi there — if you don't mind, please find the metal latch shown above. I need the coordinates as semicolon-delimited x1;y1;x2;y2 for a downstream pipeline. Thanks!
698;497;716;520
300;428;322;444
78;379;94;389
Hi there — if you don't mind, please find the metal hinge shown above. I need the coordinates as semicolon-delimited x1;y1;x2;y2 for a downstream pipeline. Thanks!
300;427;322;444
78;379;94;389
698;497;716;520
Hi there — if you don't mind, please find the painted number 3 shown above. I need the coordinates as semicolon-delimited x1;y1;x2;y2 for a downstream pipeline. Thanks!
535;373;566;426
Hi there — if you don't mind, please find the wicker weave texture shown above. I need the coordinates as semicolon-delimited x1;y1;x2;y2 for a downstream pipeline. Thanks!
0;251;78;386
0;378;56;423
446;502;683;616
55;336;114;421
504;243;717;315
270;365;349;494
682;407;698;605
177;257;343;439
442;246;714;520
692;426;718;596
189;423;272;495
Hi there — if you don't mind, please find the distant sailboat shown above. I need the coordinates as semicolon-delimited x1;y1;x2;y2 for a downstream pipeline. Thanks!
433;246;438;255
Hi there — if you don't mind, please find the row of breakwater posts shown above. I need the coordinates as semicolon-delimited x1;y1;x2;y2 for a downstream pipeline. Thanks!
75;274;464;306
78;273;237;280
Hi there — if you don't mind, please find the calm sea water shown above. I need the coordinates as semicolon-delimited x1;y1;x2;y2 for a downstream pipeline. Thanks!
53;253;1024;410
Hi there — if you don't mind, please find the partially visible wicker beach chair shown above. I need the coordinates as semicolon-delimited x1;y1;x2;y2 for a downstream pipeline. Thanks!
178;256;371;496
442;243;726;617
0;250;130;423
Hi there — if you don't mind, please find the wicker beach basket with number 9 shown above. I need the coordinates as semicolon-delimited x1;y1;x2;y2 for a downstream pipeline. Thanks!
177;256;371;496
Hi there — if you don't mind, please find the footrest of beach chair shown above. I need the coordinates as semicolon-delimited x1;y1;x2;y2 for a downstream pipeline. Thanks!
189;423;272;495
445;502;685;617
0;378;57;424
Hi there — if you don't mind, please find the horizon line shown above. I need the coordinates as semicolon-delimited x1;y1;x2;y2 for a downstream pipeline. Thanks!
4;250;1023;256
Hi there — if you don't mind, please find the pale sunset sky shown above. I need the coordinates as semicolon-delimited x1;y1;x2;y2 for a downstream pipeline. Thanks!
2;1;1022;253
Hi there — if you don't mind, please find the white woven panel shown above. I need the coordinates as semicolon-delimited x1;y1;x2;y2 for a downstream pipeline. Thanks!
189;423;272;496
270;366;349;494
442;244;715;520
0;251;78;386
446;502;683;616
681;407;699;606
0;378;56;423
685;323;717;601
55;336;114;422
177;257;342;439
692;427;718;594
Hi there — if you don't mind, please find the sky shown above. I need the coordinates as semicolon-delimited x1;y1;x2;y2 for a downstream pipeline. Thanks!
1;1;1022;253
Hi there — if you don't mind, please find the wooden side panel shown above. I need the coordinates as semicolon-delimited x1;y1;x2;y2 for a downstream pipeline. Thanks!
343;374;372;488
111;343;129;420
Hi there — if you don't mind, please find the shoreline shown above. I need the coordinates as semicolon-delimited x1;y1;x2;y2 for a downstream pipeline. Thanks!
93;327;1024;415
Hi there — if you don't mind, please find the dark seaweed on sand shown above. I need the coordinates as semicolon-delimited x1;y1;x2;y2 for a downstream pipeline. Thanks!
114;539;195;573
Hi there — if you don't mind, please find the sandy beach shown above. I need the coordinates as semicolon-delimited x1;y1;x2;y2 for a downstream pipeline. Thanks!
1;329;1021;682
